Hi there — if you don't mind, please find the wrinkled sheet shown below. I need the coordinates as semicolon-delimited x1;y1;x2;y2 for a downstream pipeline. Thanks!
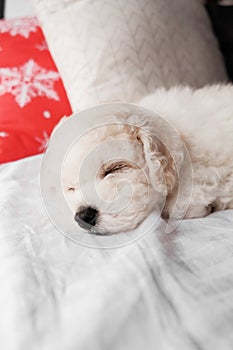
0;155;233;350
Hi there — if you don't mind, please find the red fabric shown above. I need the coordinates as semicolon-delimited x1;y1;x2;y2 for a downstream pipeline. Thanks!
0;17;72;164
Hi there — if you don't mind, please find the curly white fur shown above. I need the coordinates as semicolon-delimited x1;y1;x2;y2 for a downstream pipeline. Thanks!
140;84;233;218
60;85;233;234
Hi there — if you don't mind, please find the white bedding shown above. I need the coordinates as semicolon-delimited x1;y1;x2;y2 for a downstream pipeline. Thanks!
1;155;233;350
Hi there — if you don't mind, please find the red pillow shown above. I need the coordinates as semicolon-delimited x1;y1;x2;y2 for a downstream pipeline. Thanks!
0;17;72;164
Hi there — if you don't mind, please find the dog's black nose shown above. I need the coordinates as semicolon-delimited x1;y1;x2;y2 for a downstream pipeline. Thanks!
75;206;98;229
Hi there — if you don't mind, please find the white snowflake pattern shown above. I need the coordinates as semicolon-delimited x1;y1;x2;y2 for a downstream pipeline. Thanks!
35;131;50;152
43;110;51;119
0;132;9;137
0;17;39;38
0;59;60;108
35;40;48;51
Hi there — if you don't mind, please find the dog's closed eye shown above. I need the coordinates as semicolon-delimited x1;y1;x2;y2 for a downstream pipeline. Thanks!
67;187;75;192
100;162;130;178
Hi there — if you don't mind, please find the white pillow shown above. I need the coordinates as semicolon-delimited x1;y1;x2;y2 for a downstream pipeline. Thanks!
34;0;227;111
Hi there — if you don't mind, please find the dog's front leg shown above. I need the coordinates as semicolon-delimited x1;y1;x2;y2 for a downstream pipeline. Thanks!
163;188;212;220
184;202;212;219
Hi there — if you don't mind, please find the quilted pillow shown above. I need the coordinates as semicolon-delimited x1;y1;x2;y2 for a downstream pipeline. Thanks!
34;0;227;111
0;17;72;164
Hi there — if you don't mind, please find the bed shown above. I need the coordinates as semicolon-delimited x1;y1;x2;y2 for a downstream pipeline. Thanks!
1;154;233;350
0;0;233;349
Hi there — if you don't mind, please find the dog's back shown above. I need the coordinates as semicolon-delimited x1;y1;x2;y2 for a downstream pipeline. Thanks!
140;85;233;216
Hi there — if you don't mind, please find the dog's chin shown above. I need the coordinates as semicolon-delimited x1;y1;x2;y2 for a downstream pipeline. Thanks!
78;226;119;236
90;228;117;236
82;219;145;235
83;225;112;235
76;222;118;235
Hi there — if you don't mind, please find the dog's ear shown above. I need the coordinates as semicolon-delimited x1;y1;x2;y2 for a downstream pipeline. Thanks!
135;116;184;196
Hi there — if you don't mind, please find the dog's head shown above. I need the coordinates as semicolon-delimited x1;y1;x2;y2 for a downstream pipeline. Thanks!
60;110;184;234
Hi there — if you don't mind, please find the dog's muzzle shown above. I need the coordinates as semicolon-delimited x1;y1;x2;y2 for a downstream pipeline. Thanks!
75;206;98;230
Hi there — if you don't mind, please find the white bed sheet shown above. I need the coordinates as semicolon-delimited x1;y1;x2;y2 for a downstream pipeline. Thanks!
0;155;233;350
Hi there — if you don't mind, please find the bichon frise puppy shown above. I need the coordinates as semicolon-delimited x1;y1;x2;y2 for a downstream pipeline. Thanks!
60;85;233;234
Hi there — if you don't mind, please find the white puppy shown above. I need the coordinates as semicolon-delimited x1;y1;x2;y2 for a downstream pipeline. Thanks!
60;85;233;234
